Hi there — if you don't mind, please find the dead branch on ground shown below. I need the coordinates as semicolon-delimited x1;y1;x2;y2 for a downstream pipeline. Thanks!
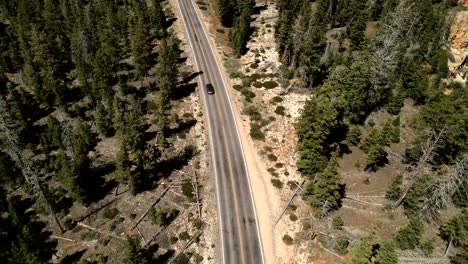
132;187;170;230
274;180;305;228
0;97;64;233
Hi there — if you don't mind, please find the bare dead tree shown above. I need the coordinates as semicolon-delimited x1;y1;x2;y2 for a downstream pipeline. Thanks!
394;128;446;208
0;96;64;233
419;154;468;222
370;0;419;106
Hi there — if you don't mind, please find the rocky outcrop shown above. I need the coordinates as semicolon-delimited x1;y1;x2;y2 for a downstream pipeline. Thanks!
448;10;468;82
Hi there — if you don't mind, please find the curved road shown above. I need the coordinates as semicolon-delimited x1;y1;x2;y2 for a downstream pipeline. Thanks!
175;0;265;263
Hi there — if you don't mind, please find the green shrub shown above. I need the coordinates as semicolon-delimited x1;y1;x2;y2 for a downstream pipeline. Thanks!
332;216;344;230
289;214;298;221
267;167;276;175
241;88;256;102
64;217;77;230
392;115;400;127
168;235;179;245
336;236;350;254
253;81;263;88
149;207;180;227
271;179;283;189
179;231;190;241
267;153;277;162
271;96;283;103
302;220;312;230
216;28;225;34
250;123;265;141
233;84;243;91
263;80;279;89
365;145;388;171
361;129;384;153
420;239;435;256
259;118;270;127
182;180;195;199
102;207;120;219
347;126;362;146
275;105;286;116
275;162;283;168
250;62;259;69
243;105;261;121
385;174;403;201
382;123;400;144
282;234;293;245
395;218;424;250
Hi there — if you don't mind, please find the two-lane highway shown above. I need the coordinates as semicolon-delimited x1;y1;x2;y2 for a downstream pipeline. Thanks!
175;0;265;263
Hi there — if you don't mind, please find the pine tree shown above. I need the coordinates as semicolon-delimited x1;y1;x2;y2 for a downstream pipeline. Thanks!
124;236;148;264
130;12;152;82
129;150;147;195
217;0;235;27
116;142;131;183
375;241;398;264
95;102;113;137
303;156;344;217
395;218;424;250
155;38;177;145
439;209;468;250
150;0;167;38
112;95;125;135
4;196;57;263
365;145;388;171
296;89;347;177
230;7;251;56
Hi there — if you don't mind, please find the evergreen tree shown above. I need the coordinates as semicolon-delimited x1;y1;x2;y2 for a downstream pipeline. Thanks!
296;89;346;177
3;196;57;264
217;0;235;27
112;95;125;135
122;99;146;153
55;152;89;204
42;116;63;149
439;209;468;250
155;38;178;145
395;218;424;250
116;142;131;183
386;174;403;201
303;156;344;217
365;145;388;171
124;236;148;264
230;7;252;56
129;11;152;81
129;150;147;195
95;102;114;137
375;241;398;264
150;0;167;38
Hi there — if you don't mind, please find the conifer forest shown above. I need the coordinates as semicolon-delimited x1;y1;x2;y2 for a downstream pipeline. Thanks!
1;0;467;263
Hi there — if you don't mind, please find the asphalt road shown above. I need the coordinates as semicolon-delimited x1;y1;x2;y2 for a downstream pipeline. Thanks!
175;0;265;263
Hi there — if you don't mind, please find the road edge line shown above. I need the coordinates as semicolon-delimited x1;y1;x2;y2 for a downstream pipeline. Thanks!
187;1;266;263
172;0;226;263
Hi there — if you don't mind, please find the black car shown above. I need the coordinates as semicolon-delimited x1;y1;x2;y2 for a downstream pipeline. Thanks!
206;83;215;95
